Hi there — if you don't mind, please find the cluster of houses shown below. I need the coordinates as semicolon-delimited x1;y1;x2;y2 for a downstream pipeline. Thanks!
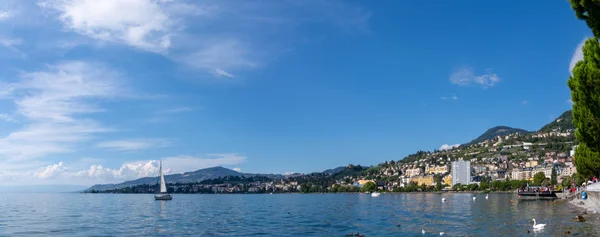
351;132;579;191
167;180;303;193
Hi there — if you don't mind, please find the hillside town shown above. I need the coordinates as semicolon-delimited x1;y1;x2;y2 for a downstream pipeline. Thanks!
87;111;579;194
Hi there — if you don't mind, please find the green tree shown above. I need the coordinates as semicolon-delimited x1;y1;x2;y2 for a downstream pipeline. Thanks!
551;167;558;185
574;143;600;179
361;182;377;192
452;183;462;191
331;184;340;193
434;175;442;191
479;181;489;191
533;172;547;186
568;1;600;179
562;176;572;188
570;0;600;37
300;183;310;193
467;183;479;191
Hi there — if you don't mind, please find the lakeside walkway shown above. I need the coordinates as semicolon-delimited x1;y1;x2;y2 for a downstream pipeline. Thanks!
567;182;600;213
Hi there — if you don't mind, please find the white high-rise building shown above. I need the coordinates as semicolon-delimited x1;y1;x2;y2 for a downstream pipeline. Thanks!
452;160;471;186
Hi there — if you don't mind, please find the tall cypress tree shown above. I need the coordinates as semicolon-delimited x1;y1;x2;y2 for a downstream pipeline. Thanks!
569;0;600;179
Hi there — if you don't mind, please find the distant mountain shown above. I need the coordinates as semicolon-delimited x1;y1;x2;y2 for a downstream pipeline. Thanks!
322;166;346;175
538;110;574;133
464;126;530;146
87;166;285;192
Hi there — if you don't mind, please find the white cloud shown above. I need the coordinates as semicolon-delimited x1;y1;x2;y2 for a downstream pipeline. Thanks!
96;139;169;151
0;61;121;162
39;0;180;53
439;144;460;151
214;68;235;78
233;167;241;172
36;161;67;178
452;94;458;100
568;98;574;105
449;67;500;88
441;96;448;100
0;11;13;20
570;39;586;73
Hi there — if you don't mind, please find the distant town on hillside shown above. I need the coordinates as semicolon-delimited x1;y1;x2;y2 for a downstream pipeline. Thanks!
86;110;576;194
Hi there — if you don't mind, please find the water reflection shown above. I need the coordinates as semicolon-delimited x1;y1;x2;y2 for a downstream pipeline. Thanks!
159;200;166;219
1;193;599;236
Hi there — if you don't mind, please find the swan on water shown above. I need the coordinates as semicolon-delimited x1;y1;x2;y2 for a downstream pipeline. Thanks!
441;198;446;202
440;232;445;236
473;196;476;201
422;229;425;234
532;219;546;229
485;194;488;199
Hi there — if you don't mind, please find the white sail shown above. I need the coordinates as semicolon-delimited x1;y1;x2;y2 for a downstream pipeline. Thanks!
159;160;167;193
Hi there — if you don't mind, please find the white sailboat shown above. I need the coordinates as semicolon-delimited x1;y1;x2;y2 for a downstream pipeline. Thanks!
154;160;172;200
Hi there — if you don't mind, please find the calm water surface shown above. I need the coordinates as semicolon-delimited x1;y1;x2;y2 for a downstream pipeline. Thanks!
1;193;599;236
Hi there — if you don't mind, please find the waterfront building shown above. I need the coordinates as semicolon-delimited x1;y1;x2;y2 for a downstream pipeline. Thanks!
451;160;471;186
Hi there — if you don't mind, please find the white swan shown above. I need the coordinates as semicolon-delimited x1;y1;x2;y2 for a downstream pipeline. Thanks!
485;194;488;199
473;196;476;201
422;229;425;234
440;232;445;236
371;192;381;197
532;219;546;229
441;198;446;202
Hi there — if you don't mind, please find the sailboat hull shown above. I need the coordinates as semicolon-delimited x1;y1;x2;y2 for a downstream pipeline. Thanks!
154;194;172;200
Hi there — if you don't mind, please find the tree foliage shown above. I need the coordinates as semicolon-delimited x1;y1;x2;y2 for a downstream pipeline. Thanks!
570;0;600;37
361;182;377;192
551;167;558;185
533;172;547;186
569;1;600;179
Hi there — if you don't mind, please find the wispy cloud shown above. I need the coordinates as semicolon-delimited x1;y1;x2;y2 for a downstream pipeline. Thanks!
214;68;235;78
569;38;586;73
449;67;500;88
0;37;26;58
522;100;528;105
96;139;170;151
567;98;573;105
159;106;194;114
38;0;371;78
441;94;458;100
0;61;121;163
0;113;17;123
233;167;241;172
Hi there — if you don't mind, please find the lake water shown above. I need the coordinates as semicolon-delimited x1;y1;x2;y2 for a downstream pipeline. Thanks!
1;193;599;236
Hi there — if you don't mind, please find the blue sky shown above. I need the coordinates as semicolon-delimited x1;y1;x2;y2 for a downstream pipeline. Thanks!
0;0;589;185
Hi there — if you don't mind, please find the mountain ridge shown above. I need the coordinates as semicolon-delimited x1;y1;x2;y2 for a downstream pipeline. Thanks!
87;166;285;191
462;126;530;146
